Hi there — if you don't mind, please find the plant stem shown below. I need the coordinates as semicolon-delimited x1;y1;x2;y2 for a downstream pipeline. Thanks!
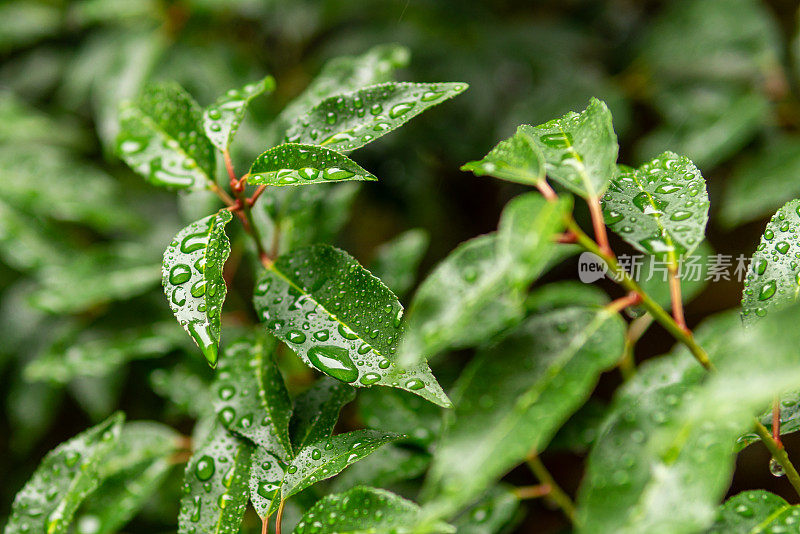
512;484;552;500
566;219;713;371
668;264;688;333
606;291;642;314
754;420;800;497
275;500;285;534
536;179;558;202
249;184;267;206
223;149;239;191
619;314;653;381
208;181;235;207
526;454;576;524
587;195;611;256
773;396;783;449
262;516;269;534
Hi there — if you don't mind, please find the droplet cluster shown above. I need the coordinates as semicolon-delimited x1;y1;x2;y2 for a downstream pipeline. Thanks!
248;143;376;186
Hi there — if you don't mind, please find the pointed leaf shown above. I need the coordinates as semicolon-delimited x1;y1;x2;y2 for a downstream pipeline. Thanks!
602;151;709;262
461;125;545;186
528;98;618;198
370;228;430;299
707;491;800;533
212;337;293;455
248;144;376;186
423;306;625;518
203;75;275;151
399;194;570;366
178;421;253;534
285;82;468;153
249;446;287;518
741;199;800;325
282;429;401;499
5;413;124;534
294;486;454;534
253;244;450;407
117;82;216;190
162;209;233;366
290;378;355;450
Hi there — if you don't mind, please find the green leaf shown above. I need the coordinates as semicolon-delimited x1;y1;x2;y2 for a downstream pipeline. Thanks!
370;228;430;299
461;125;545;186
707;491;800;533
248;144;376;186
577;305;800;533
423;306;625;518
548;399;609;454
212;337;293;455
602;152;709;262
162;209;233;366
329;444;431;493
253;244;450;407
358;387;442;447
285;82;468;153
178;421;254;534
117;82;216;190
738;388;800;450
290;378;356;450
741;199;800;325
150;365;212;418
102;421;181;476
248;446;287;518
525;281;610;314
294;486;454;534
399;194;570;366
719;135;800;228
450;485;521;534
203;75;275;151
528;98;618;198
5;413;125;534
282;430;401;499
0;199;74;271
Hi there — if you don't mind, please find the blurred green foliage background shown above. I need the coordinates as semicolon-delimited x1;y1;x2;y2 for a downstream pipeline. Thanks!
3;0;800;531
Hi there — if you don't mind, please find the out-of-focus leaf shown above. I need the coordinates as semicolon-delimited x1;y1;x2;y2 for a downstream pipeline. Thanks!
282;430;401;499
370;228;430;299
399;194;570;366
0;1;61;53
25;321;188;384
285;82;468;153
212;338;293;454
149;365;212;418
68;373;125;421
450;485;521;534
707;490;800;533
527;98;618;198
5;413;124;534
329;444;431;493
358;387;442;447
741;200;800;325
0;199;74;271
461;125;545;186
253;244;450;407
294;486;454;534
525;281;610;313
117;82;216;190
203;75;275;151
0;91;86;148
602;152;709;263
248;144;376;186
423;306;625;518
738;388;800;450
720;136;800;228
290;378;355;450
178;421;253;534
162;209;233;366
549;399;608;454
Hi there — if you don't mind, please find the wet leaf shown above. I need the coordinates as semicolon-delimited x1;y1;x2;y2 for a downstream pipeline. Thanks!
707;491;800;533
117;82;216;190
285;82;468;153
178;421;253;534
738;388;800;450
290;377;355;450
212;337;293;455
524;281;610;314
370;228;430;299
162;209;233;366
248;445;287;519
450;485;521;534
358;387;442;447
461;125;545;186
203;75;275;151
5;413;124;534
329;444;431;493
422;306;624;518
253;244;450;407
528;98;618;198
248;144;376;186
741;200;800;325
602;152;709;263
294;486;454;534
282;429;401;499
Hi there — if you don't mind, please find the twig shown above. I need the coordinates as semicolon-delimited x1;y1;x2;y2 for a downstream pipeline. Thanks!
248;184;267;206
668;264;689;333
512;484;551;500
606;291;642;314
536;179;559;202
773;397;783;450
587;195;611;256
262;516;269;534
619;314;653;381
526;453;576;524
275;500;285;534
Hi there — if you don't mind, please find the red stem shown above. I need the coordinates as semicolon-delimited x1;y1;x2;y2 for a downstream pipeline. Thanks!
587;195;611;256
774;397;784;450
275;500;285;534
536;180;558;202
606;291;643;314
668;266;689;334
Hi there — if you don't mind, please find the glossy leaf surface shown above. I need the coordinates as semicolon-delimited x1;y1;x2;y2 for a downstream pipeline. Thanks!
290;378;355;450
461;125;545;186
5;413;124;534
162;209;232;366
248;144;376;186
203;75;275;151
253;244;450;406
285;82;467;153
248;445;287;518
601;152;709;262
423;307;625;517
707;491;800;533
117;82;216;190
329;444;430;493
